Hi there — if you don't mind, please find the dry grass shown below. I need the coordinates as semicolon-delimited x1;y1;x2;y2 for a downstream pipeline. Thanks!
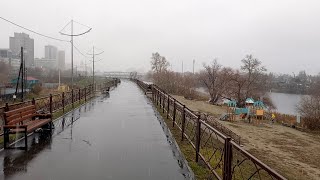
173;95;320;180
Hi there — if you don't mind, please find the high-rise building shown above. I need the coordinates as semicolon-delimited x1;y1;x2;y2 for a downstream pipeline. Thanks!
45;45;58;60
58;51;65;70
9;33;34;67
0;49;12;59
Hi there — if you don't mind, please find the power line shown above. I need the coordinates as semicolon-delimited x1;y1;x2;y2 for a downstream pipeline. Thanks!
59;20;92;37
0;16;69;42
73;43;90;58
59;19;92;89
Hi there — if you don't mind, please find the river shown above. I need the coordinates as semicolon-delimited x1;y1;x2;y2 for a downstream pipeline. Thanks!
197;87;303;115
269;92;306;115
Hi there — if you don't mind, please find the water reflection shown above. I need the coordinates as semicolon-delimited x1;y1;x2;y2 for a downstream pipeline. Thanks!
3;134;52;179
0;81;192;180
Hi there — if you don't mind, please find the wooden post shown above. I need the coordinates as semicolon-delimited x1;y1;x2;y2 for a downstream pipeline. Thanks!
78;88;81;102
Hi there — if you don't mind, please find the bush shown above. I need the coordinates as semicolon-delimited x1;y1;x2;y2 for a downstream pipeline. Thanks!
297;96;320;130
31;84;42;95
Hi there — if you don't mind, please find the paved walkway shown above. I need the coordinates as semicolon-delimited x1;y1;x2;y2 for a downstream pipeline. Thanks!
0;81;191;180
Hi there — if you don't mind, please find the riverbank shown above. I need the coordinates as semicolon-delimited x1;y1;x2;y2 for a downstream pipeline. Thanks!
172;95;320;180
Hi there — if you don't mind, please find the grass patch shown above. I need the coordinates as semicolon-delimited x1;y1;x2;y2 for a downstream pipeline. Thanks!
155;106;213;180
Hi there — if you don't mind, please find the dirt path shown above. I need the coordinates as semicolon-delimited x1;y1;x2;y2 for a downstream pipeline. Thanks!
173;95;320;180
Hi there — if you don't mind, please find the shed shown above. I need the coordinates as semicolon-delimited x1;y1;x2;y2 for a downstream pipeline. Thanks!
11;76;40;88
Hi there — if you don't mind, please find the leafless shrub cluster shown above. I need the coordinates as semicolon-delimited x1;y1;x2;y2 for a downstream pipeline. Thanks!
297;82;320;130
150;52;197;98
198;55;269;106
150;53;271;106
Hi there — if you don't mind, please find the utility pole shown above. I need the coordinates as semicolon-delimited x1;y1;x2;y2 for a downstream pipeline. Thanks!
71;19;74;88
59;69;61;87
14;47;23;102
193;59;195;74
182;61;184;75
87;46;103;91
60;19;91;89
85;58;87;77
93;46;95;87
21;47;24;102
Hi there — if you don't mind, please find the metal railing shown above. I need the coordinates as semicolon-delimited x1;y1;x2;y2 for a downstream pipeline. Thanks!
0;79;120;130
136;79;286;180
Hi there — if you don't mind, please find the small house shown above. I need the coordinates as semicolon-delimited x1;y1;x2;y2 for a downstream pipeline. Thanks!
11;76;40;88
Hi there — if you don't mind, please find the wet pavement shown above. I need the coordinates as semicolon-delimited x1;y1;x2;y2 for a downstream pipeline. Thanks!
0;80;192;180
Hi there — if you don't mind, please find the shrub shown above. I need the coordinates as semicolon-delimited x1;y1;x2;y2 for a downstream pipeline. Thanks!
297;96;320;130
31;84;42;95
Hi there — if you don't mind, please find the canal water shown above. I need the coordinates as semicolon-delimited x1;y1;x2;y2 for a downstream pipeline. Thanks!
0;80;192;180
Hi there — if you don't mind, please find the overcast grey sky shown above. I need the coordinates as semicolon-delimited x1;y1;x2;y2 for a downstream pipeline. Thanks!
1;0;320;74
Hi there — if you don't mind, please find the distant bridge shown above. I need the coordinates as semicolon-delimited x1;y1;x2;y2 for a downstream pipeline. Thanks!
104;71;145;79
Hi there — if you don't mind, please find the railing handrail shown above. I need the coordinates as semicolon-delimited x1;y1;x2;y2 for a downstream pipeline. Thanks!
135;79;287;180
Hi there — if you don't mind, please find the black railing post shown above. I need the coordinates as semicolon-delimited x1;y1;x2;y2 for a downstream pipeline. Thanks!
181;105;186;141
157;90;159;105
72;89;74;108
173;99;176;127
78;88;81;102
159;91;161;107
195;115;201;162
92;84;94;96
162;93;165;113
85;87;87;102
62;92;65;113
49;94;53;114
223;137;233;180
167;95;170;119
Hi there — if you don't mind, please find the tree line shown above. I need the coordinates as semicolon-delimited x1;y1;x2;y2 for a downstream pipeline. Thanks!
149;52;320;130
150;52;270;107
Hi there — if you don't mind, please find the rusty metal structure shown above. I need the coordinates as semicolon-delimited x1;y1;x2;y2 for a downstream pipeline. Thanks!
135;79;286;180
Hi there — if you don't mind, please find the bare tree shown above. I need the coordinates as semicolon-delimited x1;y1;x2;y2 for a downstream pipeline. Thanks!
199;59;223;104
297;76;320;130
226;55;268;106
228;70;248;107
150;52;170;73
297;95;320;130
